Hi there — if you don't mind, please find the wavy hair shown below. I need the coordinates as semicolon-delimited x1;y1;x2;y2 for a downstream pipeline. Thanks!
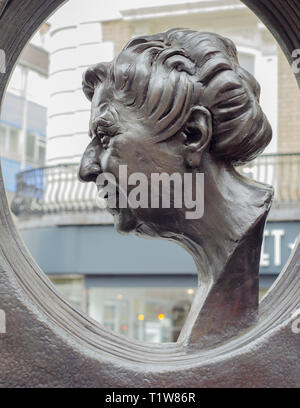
83;29;272;165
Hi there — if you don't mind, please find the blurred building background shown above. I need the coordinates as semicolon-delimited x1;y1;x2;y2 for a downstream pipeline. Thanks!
1;0;300;343
0;37;48;205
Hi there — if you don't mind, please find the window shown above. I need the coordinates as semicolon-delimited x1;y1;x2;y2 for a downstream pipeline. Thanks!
26;132;36;161
0;125;6;153
103;302;117;332
37;139;46;165
88;287;196;343
49;276;86;312
8;128;19;155
25;132;46;166
0;124;20;159
0;124;45;166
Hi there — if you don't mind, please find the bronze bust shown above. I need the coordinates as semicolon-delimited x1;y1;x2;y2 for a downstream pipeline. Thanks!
0;1;298;387
79;29;273;349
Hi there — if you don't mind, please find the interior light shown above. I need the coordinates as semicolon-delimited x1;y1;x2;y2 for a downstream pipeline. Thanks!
158;314;165;320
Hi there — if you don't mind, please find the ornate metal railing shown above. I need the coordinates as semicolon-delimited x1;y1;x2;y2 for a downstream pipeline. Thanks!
238;153;300;207
11;163;99;216
10;153;300;217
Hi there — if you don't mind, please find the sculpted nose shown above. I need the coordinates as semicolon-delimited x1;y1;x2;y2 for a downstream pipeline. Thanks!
78;137;102;183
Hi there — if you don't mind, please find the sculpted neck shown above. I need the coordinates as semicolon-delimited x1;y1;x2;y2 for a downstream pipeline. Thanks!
165;153;274;349
173;153;274;282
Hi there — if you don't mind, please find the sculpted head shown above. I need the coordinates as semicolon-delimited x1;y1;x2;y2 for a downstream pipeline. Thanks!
79;29;272;236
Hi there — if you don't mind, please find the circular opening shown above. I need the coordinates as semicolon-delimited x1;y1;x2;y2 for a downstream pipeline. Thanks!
0;2;298;364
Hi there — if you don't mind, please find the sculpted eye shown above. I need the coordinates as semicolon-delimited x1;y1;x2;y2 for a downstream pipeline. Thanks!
96;129;112;149
83;84;94;101
93;120;121;149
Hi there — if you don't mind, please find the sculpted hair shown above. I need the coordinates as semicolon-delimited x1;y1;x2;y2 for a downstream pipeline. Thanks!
83;29;272;165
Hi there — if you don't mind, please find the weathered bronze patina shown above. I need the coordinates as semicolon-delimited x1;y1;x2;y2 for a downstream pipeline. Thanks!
0;0;299;387
79;29;274;348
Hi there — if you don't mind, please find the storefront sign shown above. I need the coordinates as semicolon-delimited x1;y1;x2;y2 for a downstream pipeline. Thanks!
261;222;300;274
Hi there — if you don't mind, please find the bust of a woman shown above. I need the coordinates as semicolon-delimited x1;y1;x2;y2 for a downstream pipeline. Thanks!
79;29;273;349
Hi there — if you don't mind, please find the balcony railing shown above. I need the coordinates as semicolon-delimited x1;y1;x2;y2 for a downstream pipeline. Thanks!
10;153;300;217
239;153;300;207
11;163;99;216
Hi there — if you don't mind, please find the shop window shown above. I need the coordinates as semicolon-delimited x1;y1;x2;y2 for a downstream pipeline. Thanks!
88;287;197;343
103;302;117;332
49;276;86;312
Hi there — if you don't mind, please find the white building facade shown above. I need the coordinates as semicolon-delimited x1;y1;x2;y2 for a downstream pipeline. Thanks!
46;0;278;166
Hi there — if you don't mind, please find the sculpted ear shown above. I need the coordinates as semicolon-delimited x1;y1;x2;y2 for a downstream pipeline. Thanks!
183;106;212;168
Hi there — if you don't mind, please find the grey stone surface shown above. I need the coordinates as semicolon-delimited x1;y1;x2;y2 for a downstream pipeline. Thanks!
0;0;9;17
0;0;299;387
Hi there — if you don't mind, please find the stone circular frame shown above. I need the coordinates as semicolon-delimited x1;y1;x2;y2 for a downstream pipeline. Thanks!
0;0;299;387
